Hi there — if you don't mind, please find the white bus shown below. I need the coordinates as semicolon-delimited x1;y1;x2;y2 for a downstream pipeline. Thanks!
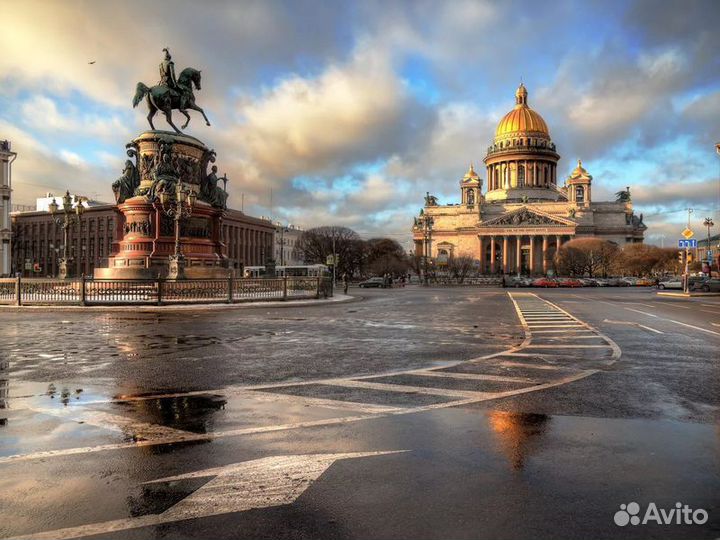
243;264;329;278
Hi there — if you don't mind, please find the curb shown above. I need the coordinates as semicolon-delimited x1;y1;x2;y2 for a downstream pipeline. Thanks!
0;294;358;312
656;291;720;298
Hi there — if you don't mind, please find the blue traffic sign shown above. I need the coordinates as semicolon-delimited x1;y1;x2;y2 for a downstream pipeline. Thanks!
678;239;697;248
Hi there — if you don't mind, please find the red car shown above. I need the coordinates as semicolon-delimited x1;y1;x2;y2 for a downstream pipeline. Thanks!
557;278;583;288
532;278;558;288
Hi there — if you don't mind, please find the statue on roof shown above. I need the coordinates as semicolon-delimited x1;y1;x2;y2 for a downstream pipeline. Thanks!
615;186;631;203
424;192;439;206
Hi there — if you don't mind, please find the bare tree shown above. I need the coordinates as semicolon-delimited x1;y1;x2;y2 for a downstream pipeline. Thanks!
294;226;364;277
447;255;478;283
614;244;685;276
555;238;619;277
365;238;408;277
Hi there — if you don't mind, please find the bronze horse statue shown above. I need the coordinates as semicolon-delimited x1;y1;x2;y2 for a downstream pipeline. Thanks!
133;67;211;134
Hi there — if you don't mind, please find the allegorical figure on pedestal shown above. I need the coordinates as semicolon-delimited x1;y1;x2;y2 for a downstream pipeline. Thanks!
112;159;140;203
201;165;228;209
132;48;211;133
149;151;180;200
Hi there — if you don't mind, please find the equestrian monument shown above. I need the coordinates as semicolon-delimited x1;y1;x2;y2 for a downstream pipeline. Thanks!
95;48;229;279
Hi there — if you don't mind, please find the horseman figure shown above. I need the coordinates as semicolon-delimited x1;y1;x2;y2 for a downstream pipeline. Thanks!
159;48;178;92
133;48;211;134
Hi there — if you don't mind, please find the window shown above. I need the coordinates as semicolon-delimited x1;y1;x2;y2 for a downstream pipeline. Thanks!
518;165;525;187
575;186;585;203
467;190;475;205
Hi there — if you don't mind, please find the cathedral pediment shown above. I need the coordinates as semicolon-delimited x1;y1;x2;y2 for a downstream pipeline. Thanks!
481;206;576;227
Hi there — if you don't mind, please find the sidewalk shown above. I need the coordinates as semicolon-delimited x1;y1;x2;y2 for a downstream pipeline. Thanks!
0;294;356;312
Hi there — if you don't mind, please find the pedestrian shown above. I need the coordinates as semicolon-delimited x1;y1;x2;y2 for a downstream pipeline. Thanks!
342;272;349;295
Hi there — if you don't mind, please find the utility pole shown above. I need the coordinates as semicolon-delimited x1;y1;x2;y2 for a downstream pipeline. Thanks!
683;208;693;293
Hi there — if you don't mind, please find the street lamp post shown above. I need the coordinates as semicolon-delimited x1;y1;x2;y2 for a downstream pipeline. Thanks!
420;214;434;286
48;191;84;279
704;217;714;275
158;182;196;280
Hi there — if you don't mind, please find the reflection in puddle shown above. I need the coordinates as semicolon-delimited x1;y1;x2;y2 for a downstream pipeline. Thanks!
114;394;227;435
487;410;550;470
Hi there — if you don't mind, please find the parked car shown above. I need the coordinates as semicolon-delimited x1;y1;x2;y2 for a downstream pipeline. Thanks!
607;278;630;287
690;278;720;292
532;277;558;288
594;278;609;287
658;277;682;290
557;278;583;288
358;277;385;288
508;276;533;288
579;278;598;287
636;277;654;287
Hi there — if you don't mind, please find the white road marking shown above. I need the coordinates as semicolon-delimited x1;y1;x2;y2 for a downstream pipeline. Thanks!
411;371;539;383
602;319;664;334
530;329;594;333
498;360;565;370
522;344;610;349
30;408;193;440
700;309;720;315
8;451;405;540
624;307;659;318
322;379;492;399
624;307;720;336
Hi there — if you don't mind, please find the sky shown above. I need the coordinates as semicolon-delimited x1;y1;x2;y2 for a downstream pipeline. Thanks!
1;0;719;249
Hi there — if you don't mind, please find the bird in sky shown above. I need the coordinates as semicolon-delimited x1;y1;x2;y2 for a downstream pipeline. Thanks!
88;61;96;65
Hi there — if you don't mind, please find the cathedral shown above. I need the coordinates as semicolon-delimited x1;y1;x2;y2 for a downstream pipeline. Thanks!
412;84;646;275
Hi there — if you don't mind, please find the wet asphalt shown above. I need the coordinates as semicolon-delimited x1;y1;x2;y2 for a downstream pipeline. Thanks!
0;287;719;539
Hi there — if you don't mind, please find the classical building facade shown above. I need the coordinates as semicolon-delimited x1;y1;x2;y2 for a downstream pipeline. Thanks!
413;84;646;275
11;200;274;277
0;140;17;277
273;223;304;266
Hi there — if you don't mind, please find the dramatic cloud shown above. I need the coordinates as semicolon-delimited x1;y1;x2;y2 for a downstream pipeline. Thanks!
0;0;717;244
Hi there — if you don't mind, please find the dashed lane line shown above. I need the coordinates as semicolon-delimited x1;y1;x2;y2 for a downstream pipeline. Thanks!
623;307;720;337
602;319;664;334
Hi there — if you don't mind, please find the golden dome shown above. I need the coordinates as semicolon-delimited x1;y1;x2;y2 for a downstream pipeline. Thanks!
569;159;592;180
462;163;480;182
494;84;549;140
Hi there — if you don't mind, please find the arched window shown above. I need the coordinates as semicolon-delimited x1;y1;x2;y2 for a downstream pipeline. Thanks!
467;189;475;205
494;168;499;190
575;186;585;203
518;164;525;187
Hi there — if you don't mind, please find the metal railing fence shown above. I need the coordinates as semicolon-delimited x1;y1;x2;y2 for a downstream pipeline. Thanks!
0;275;333;306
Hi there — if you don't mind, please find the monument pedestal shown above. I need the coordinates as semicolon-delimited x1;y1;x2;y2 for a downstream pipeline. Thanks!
94;130;229;279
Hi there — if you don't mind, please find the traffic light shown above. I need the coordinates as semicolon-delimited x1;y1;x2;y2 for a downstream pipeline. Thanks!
687;252;694;263
678;251;685;265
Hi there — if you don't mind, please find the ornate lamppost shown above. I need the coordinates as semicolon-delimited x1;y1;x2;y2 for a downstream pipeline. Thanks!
158;182;196;280
420;214;434;286
48;191;84;279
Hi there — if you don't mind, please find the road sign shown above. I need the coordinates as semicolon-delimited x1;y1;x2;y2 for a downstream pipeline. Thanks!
326;255;339;266
678;239;698;248
681;228;694;239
